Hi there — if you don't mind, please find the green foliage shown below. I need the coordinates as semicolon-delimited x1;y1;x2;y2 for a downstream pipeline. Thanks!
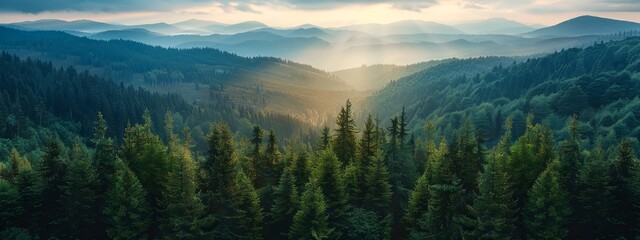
104;158;151;240
61;139;99;239
461;152;516;240
157;138;204;239
344;208;391;240
289;183;333;240
333;100;357;164
611;138;640;239
0;179;19;230
576;145;616;239
312;150;348;238
524;160;571;240
364;151;392;216
268;169;299;239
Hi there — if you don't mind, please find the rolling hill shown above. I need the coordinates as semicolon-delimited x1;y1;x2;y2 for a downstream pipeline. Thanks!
524;15;640;37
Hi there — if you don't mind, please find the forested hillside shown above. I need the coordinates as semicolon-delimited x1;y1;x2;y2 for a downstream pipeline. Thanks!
0;27;359;124
0;52;316;161
1;98;639;240
365;37;640;150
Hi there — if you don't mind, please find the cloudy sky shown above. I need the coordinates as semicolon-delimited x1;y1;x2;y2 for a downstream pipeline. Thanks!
0;0;639;27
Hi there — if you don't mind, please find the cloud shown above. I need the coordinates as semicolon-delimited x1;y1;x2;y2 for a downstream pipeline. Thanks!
0;0;211;13
0;0;440;13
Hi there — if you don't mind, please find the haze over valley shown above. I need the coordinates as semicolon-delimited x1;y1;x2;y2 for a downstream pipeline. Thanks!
2;1;640;239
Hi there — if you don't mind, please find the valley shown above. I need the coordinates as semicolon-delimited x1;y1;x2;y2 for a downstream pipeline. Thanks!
2;6;640;240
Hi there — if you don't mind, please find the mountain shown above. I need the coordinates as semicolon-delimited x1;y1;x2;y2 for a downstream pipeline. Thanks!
9;19;122;32
332;59;453;90
129;22;187;35
248;27;336;41
0;26;357;124
339;20;463;35
173;19;228;29
90;28;165;42
363;37;640;146
203;21;269;34
454;18;536;35
523;15;640;37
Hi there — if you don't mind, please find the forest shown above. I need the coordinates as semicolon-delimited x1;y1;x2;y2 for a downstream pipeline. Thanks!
1;95;639;239
1;20;640;240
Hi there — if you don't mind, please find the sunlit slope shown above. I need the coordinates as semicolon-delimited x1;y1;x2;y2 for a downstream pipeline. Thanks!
364;37;640;147
0;26;357;125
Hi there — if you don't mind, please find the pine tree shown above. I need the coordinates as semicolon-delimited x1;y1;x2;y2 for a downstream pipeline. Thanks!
403;141;448;237
576;145;616;239
201;122;264;239
264;129;281;186
359;115;379;168
404;171;429;232
5;148;31;183
92;112;117;240
249;125;263;187
364;151;392;216
461;152;516;240
226;172;264;239
15;168;42;235
524;160;570;239
312;150;348;238
0;179;19;230
157;137;204;239
289;150;310;193
449;119;482;195
104;158;151;240
61;139;99;239
38;139;69;239
611;138;639;239
333;100;357;164
268;169;299;239
289;183;333;240
319;126;331;150
121;111;170;238
412;140;465;240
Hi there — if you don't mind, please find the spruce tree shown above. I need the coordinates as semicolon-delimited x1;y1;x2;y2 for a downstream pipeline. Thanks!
289;183;332;240
6;148;31;183
449;119;482;195
312;150;348;238
268;169;299;239
524;160;570;239
201;122;264;239
38;139;69;239
226;172;264;239
364;150;392;216
61;139;99;239
157;138;204;239
576;145;616;239
104;158;151;240
611;138;639;239
92;112;117;240
461;152;516;240
249;125;263;187
15;168;42;236
333;100;357;164
121;111;170;238
413;140;465;240
0;179;19;230
319;126;331;150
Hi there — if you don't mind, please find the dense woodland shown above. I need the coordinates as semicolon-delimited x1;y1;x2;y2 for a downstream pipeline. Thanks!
366;37;640;151
1;27;640;239
1;98;639;239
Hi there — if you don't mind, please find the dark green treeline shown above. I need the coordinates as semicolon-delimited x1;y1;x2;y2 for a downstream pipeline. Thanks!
1;101;640;240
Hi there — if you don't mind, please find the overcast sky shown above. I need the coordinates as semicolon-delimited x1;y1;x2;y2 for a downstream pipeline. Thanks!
0;0;639;27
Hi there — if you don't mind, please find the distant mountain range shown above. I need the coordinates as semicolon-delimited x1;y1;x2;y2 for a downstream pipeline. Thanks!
2;15;639;70
523;15;640;37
